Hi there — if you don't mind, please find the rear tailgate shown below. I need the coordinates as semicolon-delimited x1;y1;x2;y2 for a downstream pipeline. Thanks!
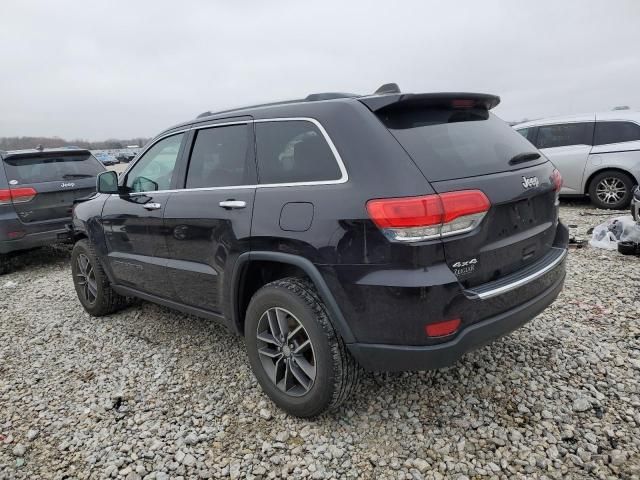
431;162;559;287
2;151;104;224
368;94;561;287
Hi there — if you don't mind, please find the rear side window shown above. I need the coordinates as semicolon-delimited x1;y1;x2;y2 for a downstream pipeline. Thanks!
516;127;537;143
255;120;341;184
594;121;640;146
536;122;594;149
377;108;542;182
2;153;104;184
185;124;254;188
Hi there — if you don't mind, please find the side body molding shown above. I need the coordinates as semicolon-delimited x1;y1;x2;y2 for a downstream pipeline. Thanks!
231;252;355;343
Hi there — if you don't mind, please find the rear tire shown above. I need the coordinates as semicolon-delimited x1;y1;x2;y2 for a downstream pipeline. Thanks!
588;170;635;210
244;277;360;418
0;254;10;275
71;239;132;316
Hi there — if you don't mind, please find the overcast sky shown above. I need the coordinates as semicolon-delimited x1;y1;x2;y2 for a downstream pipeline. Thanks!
1;0;639;140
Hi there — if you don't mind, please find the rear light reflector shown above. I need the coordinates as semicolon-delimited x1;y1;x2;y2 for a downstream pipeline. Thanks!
425;318;461;337
7;231;25;239
551;169;563;192
0;187;37;205
366;190;490;242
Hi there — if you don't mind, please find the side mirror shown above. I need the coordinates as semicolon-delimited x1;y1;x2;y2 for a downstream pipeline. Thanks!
97;171;119;194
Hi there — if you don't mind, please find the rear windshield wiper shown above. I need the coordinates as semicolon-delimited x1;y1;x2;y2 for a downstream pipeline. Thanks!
509;152;541;166
62;174;93;179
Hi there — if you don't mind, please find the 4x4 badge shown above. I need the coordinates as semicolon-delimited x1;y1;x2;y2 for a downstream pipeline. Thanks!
522;176;539;189
452;258;477;276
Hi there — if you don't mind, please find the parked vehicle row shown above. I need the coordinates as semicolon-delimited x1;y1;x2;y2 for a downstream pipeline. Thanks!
0;148;105;273
69;85;568;416
514;112;640;209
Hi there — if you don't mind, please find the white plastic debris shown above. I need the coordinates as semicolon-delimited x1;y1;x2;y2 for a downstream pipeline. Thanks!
589;215;640;250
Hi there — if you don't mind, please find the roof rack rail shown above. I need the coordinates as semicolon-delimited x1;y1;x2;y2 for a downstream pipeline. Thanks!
304;92;358;101
195;84;398;120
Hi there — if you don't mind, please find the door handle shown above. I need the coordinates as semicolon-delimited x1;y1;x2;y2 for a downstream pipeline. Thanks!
219;200;247;209
143;202;162;210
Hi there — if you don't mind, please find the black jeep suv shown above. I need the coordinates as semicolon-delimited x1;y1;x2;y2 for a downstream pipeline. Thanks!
71;86;568;417
1;147;104;273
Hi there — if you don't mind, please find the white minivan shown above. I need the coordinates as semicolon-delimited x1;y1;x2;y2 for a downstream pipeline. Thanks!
514;112;640;209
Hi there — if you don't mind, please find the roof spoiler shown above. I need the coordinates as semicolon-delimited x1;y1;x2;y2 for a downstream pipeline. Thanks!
359;92;501;112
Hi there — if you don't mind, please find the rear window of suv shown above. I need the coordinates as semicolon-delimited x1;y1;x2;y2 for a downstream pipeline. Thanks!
377;107;543;182
3;152;104;184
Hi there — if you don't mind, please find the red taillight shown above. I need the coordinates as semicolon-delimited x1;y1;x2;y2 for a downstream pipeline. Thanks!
551;169;563;192
425;318;461;337
366;195;443;229
451;99;476;109
0;187;37;205
366;190;490;242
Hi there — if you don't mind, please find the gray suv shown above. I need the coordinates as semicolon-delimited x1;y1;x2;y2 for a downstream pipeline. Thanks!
0;147;104;273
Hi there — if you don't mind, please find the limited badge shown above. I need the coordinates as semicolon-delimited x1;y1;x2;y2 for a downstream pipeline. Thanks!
452;258;477;276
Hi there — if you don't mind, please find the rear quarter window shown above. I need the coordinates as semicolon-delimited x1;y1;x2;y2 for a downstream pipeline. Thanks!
255;120;342;184
594;121;640;146
377;108;542;182
2;153;104;184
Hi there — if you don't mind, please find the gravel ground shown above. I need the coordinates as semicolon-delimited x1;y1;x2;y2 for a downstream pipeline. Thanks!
1;202;639;480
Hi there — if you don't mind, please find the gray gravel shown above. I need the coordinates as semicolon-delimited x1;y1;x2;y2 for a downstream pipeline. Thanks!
1;202;639;479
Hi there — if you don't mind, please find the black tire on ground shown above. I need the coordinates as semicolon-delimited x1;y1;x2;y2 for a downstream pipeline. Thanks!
618;241;640;256
588;170;635;210
0;254;10;275
244;277;360;418
71;239;132;316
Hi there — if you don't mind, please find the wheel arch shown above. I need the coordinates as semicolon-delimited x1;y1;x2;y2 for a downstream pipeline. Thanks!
230;252;355;343
584;167;639;194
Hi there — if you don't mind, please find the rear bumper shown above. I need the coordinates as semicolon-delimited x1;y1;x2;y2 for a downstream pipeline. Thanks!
0;227;70;254
347;266;565;372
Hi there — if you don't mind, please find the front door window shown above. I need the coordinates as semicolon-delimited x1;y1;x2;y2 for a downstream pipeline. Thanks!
126;133;184;192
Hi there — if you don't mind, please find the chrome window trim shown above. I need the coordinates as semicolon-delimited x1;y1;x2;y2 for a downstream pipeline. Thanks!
252;117;348;188
119;129;190;181
124;117;348;197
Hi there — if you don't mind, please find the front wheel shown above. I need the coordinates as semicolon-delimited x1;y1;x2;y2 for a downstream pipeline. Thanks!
71;239;132;316
588;170;635;209
244;278;360;418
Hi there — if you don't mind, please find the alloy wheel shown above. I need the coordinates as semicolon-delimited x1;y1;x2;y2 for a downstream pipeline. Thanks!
596;177;627;205
256;307;316;396
76;253;98;304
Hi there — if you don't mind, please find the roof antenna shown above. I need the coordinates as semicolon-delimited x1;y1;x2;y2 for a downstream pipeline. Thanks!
374;83;401;95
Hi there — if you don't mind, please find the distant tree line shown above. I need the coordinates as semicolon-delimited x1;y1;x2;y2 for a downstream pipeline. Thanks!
0;136;150;151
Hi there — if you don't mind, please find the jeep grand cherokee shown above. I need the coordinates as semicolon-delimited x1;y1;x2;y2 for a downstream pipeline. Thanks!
70;85;568;417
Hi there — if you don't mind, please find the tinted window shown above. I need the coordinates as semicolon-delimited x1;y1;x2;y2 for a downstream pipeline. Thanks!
594;121;640;145
536;122;593;149
255;121;341;184
126;133;183;192
3;153;104;184
185;124;253;188
516;127;537;143
378;108;543;182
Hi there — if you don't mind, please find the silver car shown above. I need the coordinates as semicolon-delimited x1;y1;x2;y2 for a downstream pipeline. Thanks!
514;112;640;209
